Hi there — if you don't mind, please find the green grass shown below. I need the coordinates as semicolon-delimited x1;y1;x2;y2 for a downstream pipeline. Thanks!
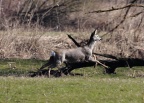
0;59;144;103
0;59;45;76
0;77;144;103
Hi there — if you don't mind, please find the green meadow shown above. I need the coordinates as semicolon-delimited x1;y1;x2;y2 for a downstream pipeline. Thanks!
0;59;144;103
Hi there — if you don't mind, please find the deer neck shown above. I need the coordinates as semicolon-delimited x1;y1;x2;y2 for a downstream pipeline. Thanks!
87;40;96;51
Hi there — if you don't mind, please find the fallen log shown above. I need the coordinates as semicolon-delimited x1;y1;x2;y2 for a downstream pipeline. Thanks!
29;69;62;77
101;58;144;74
66;34;144;74
29;58;144;77
30;33;144;77
29;61;96;77
59;58;144;74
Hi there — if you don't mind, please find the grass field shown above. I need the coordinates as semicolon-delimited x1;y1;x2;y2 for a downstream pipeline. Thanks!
0;59;144;103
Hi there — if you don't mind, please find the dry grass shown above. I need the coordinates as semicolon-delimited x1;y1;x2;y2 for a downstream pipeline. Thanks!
0;28;80;59
0;28;143;60
0;0;144;60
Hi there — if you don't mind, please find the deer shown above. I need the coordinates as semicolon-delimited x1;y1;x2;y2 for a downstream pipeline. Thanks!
38;29;107;77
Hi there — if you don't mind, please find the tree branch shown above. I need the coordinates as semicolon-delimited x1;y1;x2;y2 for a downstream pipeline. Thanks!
88;4;144;14
101;0;139;37
67;34;81;47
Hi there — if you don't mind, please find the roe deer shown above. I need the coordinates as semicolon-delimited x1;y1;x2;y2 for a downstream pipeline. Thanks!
39;29;102;76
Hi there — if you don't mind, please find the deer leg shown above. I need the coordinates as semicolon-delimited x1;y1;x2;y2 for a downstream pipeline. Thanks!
93;55;98;68
39;55;56;71
47;63;58;77
88;56;109;69
48;68;51;78
56;60;67;77
39;62;50;70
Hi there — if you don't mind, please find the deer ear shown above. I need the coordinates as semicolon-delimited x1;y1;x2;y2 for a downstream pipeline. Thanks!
92;29;97;35
95;29;97;34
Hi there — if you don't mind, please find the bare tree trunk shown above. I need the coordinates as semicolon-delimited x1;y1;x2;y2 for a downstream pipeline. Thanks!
0;0;3;17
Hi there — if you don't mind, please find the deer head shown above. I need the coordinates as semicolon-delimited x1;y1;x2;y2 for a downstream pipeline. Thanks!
88;29;101;45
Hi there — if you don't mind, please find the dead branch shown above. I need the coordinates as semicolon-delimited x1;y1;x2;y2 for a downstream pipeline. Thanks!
87;0;141;37
106;1;132;34
67;33;109;68
67;34;81;47
130;11;144;17
88;4;144;14
30;31;144;77
67;33;119;60
66;33;144;74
